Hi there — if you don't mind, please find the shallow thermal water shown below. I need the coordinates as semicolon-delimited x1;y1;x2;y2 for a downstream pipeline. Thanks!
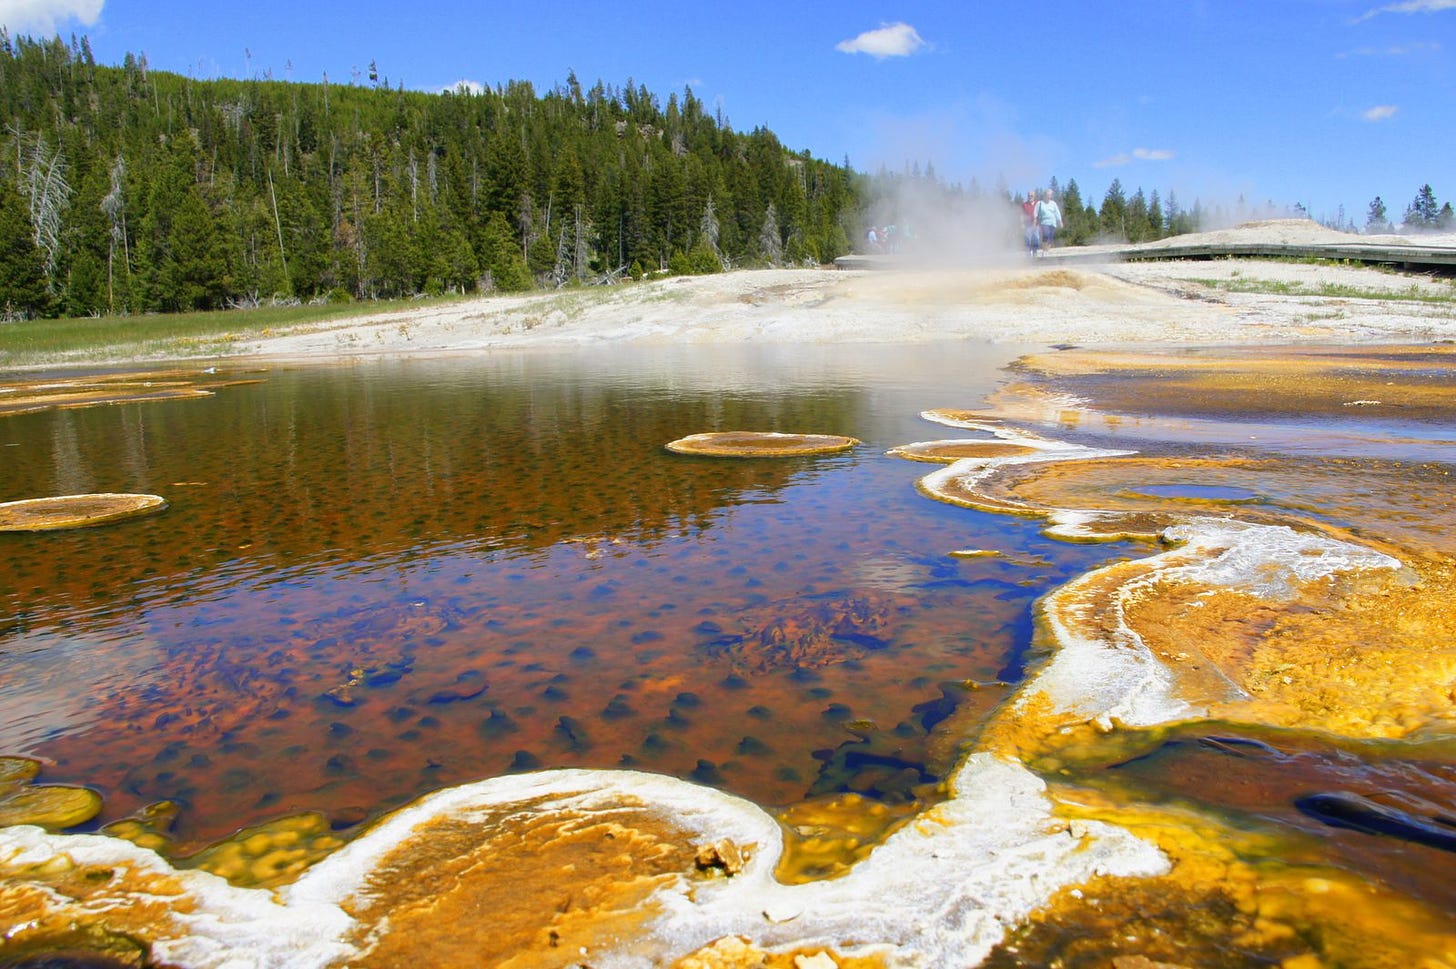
0;343;1092;845
0;340;1452;966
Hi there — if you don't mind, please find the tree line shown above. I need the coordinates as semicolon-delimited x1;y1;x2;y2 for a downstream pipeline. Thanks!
0;32;856;319
1028;176;1204;245
1363;185;1454;234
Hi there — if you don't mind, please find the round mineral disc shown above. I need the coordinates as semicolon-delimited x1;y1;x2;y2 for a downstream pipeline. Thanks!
0;493;169;531
887;440;1044;463
665;431;859;457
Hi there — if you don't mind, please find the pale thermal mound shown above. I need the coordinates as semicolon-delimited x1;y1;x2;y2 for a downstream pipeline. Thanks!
0;756;1163;968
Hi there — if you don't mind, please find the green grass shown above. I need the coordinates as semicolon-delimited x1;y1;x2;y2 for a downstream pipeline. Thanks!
0;296;461;369
1190;278;1456;304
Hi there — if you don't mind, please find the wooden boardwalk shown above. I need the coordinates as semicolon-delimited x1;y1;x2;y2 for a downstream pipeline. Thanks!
835;238;1456;274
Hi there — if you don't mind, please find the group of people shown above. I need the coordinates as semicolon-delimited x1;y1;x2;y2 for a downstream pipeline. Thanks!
864;224;908;253
1021;189;1063;257
860;193;1062;259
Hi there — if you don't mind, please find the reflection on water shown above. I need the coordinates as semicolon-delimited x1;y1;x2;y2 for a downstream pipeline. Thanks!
1;340;1454;966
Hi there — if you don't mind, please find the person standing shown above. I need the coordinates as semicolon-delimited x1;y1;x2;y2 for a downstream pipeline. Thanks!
1034;189;1063;253
1021;190;1040;257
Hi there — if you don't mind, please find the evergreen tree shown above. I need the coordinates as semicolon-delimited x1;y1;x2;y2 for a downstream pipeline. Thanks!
363;205;419;297
1059;179;1091;245
1166;190;1198;236
481;211;530;291
1404;184;1439;229
1099;179;1128;240
164;188;228;311
64;249;104;316
1126;189;1152;242
0;181;52;318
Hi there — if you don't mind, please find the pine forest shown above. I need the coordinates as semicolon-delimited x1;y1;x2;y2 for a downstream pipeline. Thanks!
0;33;858;319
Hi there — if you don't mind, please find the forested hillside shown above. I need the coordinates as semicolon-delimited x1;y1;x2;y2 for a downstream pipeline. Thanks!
0;33;857;318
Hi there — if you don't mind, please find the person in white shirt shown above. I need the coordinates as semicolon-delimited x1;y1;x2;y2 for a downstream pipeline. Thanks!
1034;190;1063;252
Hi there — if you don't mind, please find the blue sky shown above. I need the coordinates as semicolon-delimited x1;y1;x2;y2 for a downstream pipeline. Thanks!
2;0;1452;225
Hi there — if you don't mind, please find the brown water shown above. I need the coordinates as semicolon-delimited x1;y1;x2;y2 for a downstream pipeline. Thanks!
0;344;1109;848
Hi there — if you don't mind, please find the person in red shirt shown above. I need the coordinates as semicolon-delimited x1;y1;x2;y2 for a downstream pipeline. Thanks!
1021;190;1040;257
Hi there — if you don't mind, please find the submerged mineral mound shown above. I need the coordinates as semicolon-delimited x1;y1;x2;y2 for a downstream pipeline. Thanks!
0;493;168;531
666;431;859;457
886;440;1044;463
0;369;262;418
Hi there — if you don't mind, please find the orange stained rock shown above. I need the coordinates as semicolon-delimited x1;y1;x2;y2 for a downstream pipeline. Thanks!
1009;523;1452;744
975;692;1114;767
1133;558;1456;738
666;431;860;458
339;799;723;968
981;786;1456;969
0;851;194;964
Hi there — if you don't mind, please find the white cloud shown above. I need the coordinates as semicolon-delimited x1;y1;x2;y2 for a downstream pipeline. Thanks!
836;22;927;59
444;79;485;95
1355;0;1456;21
1362;104;1399;121
0;0;102;35
1094;147;1175;168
